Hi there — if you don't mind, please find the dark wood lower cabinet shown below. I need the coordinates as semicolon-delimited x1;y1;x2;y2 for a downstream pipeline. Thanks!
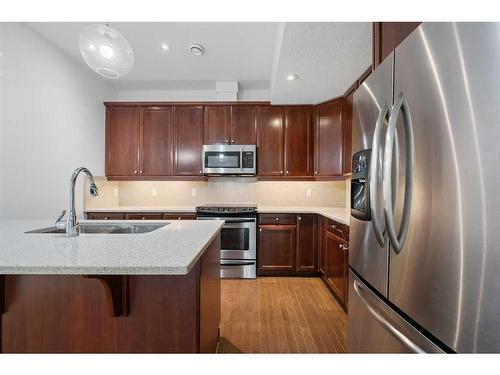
296;214;318;273
85;211;196;220
258;213;318;276
258;224;297;275
0;236;221;353
325;230;348;306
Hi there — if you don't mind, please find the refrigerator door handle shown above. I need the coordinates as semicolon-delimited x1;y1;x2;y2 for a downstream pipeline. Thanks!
353;279;425;353
383;92;415;253
369;102;391;247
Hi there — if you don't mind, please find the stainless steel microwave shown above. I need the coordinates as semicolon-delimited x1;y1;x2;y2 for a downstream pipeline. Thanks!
202;144;256;176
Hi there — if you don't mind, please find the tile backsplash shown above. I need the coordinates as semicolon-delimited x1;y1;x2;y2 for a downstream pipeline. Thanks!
85;177;348;209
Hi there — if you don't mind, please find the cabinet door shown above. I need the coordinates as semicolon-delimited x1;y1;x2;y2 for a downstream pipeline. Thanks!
314;99;343;177
174;106;204;176
204;106;231;144
326;231;348;305
141;107;174;176
284;106;313;177
296;214;318;273
106;107;140;176
258;224;296;274
318;216;327;277
257;107;284;176
231;106;257;144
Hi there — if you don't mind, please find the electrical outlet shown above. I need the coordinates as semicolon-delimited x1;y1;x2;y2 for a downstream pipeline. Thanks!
113;188;119;198
306;188;312;197
191;188;198;197
152;188;158;197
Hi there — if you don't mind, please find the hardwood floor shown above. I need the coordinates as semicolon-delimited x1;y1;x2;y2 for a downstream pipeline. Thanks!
218;277;347;353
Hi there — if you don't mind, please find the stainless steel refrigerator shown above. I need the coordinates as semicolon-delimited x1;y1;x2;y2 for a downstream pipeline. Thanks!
348;22;500;353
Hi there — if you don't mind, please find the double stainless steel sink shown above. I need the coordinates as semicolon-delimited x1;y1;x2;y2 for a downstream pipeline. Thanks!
26;222;168;235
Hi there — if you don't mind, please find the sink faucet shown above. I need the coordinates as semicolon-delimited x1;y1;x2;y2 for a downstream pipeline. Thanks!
55;167;99;237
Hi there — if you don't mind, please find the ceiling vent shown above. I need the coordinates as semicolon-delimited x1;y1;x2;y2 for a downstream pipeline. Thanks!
189;43;205;56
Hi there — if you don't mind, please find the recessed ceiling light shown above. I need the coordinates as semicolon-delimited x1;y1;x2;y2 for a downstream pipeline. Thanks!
161;43;170;51
189;43;205;56
286;73;299;81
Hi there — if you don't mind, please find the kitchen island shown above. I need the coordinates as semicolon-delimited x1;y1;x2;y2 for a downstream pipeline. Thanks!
0;219;223;353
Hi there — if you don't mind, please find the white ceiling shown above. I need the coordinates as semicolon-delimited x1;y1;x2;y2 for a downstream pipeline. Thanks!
271;22;372;104
27;22;372;104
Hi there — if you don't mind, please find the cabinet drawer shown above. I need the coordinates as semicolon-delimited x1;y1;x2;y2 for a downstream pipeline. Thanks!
86;212;125;220
164;213;196;220
259;213;297;225
125;213;164;220
326;218;349;241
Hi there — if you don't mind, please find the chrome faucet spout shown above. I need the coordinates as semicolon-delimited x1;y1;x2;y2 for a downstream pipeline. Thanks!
55;167;99;237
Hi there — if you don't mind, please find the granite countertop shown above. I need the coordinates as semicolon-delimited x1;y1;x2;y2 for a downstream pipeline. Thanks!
85;206;350;225
0;219;223;275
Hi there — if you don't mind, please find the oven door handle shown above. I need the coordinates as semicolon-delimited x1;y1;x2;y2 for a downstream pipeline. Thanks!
221;261;256;267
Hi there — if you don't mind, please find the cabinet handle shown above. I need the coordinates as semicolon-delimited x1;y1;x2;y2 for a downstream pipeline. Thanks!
231;139;235;143
259;228;262;232
315;171;318;175
298;216;302;221
280;170;283;174
178;217;181;220
104;217;109;220
331;224;336;229
286;171;289;175
199;170;202;175
141;217;146;220
275;217;279;221
139;170;143;174
134;170;138;174
225;139;229;143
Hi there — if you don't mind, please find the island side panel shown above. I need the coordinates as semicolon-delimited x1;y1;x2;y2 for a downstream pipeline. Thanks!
0;271;200;353
199;234;221;353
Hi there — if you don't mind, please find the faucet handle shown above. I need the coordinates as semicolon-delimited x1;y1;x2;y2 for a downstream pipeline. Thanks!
54;210;66;228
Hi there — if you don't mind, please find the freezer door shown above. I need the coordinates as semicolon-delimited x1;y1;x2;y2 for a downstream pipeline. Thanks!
349;54;393;296
388;22;500;352
348;270;444;353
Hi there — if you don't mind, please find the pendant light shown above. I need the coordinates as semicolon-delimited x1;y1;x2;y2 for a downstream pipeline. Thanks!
79;23;134;79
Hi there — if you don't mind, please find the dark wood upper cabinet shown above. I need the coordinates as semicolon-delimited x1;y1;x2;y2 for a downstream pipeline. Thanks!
342;85;356;176
204;106;231;144
106;107;140;177
314;98;343;178
231;106;257;144
257;106;284;176
284;107;313;177
373;22;421;68
174;106;204;176
141;107;174;176
258;224;297;275
296;214;318;273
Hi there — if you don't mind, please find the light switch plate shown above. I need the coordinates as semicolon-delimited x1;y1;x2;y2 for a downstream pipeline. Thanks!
113;188;119;198
191;188;197;197
152;188;158;197
306;188;312;197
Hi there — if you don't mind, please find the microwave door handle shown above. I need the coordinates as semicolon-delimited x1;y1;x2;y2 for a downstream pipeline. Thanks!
353;280;425;353
383;92;415;254
370;102;391;247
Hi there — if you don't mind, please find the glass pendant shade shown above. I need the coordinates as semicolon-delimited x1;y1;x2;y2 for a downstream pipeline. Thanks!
79;24;134;79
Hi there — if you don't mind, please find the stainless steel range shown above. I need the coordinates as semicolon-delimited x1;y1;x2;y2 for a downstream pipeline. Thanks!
196;204;257;279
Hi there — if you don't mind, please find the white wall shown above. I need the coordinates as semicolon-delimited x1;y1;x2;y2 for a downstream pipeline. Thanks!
117;88;271;101
0;23;116;219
